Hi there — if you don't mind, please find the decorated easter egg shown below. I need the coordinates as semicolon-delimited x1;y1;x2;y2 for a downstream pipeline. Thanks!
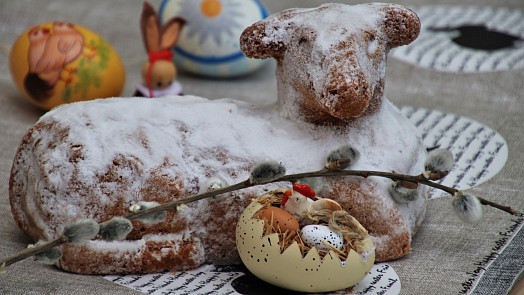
236;194;375;293
9;22;125;110
258;206;299;233
301;224;344;251
158;0;269;77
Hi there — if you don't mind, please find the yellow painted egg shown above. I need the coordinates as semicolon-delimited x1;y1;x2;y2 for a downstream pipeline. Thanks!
236;197;375;293
9;22;125;110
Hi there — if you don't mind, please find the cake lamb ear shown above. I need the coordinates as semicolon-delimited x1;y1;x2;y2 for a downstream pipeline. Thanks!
381;4;421;48
239;22;283;60
239;7;303;60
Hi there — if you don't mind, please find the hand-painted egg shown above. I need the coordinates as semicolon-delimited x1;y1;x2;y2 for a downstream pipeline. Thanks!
158;0;269;77
300;224;344;251
236;197;375;293
258;206;299;233
9;22;125;110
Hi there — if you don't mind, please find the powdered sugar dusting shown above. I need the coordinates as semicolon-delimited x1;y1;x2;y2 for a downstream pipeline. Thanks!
10;91;427;267
41;95;419;175
262;4;382;51
10;2;427;270
26;94;425;231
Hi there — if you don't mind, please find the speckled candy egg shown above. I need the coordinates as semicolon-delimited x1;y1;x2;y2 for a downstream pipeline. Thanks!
9;22;125;111
301;224;344;251
158;0;269;77
236;198;375;293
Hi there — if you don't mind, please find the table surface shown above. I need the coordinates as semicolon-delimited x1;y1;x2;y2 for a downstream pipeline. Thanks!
1;1;523;294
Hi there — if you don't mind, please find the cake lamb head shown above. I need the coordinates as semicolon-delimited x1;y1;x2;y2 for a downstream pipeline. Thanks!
240;3;420;123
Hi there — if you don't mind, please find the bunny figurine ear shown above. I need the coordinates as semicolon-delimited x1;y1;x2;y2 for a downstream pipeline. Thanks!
140;2;160;53
140;1;186;53
159;17;186;51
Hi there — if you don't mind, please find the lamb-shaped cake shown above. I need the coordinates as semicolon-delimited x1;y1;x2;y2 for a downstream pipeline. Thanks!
9;3;426;274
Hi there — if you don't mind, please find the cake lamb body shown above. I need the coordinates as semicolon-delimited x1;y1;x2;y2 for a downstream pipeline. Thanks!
10;3;427;274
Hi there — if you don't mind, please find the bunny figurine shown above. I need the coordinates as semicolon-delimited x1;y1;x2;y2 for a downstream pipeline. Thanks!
134;1;186;98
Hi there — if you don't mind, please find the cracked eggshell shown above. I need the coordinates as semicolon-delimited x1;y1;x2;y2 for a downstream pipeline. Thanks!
236;199;375;293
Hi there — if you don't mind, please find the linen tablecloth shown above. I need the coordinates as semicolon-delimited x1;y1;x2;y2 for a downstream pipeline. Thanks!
1;0;522;294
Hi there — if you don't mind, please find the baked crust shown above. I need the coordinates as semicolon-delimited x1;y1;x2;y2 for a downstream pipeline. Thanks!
9;3;426;274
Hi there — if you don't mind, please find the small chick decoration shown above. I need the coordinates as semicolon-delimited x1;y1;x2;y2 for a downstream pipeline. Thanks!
134;2;186;98
282;183;343;225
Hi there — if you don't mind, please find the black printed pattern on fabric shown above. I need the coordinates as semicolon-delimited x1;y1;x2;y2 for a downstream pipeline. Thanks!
428;25;522;51
400;106;508;199
391;6;524;72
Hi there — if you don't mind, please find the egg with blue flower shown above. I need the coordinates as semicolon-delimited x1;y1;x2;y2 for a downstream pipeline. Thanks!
159;0;269;77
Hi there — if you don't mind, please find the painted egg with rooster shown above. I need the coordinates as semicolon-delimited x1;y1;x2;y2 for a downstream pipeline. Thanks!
159;0;269;77
9;22;125;110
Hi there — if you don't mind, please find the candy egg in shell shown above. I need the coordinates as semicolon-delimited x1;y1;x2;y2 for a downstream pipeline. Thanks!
9;22;125;110
236;197;375;293
301;224;344;251
158;0;269;77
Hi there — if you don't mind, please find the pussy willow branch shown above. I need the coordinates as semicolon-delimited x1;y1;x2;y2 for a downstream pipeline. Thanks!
0;167;517;270
1;236;68;268
126;168;516;220
280;169;516;215
123;181;250;220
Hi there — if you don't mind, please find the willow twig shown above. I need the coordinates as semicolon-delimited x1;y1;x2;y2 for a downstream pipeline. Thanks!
477;197;517;215
1;235;68;268
0;166;517;271
123;168;516;220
